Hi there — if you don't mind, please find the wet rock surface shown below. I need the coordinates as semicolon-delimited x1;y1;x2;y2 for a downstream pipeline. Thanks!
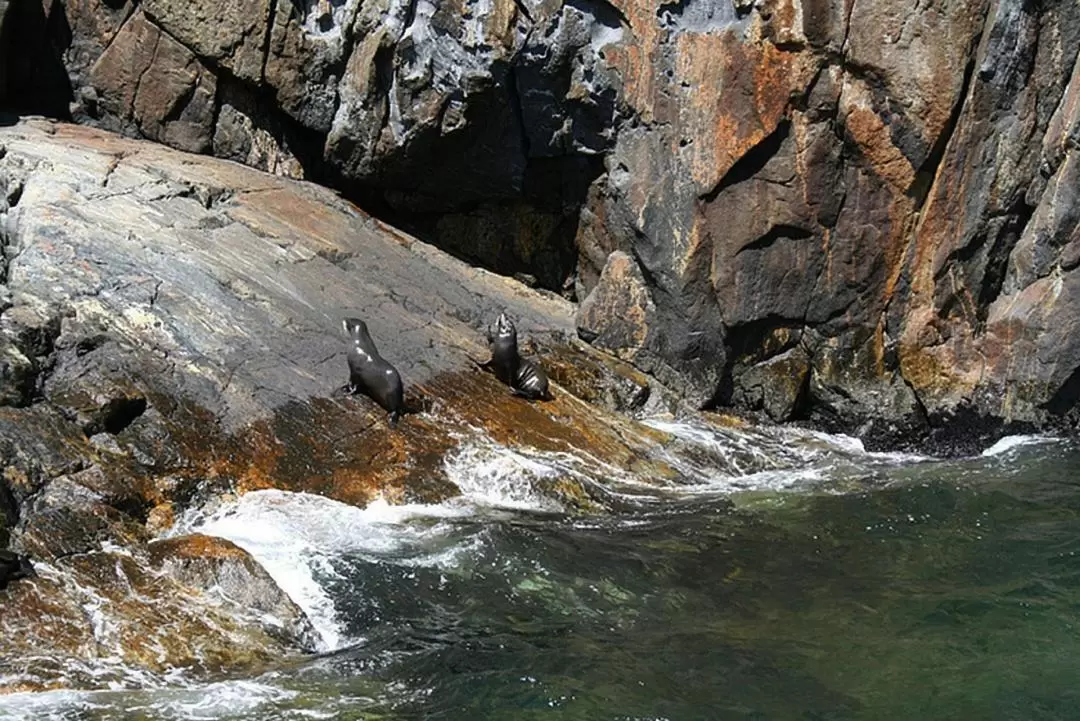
0;120;693;690
0;549;304;692
148;533;322;652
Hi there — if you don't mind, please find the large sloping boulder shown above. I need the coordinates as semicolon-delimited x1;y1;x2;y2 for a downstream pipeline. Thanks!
0;119;690;689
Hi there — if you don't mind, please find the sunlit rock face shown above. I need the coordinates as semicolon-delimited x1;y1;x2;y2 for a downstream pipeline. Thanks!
4;2;1080;446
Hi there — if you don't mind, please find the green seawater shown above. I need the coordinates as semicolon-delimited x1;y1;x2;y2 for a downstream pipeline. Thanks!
4;435;1080;720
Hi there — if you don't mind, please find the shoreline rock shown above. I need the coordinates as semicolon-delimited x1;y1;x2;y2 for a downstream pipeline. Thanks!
0;119;691;691
0;114;1070;692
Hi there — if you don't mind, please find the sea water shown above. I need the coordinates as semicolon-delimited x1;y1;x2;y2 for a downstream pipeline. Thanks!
1;420;1076;721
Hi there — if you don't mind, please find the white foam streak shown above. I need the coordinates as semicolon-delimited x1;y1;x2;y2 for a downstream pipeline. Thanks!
981;434;1059;457
443;442;566;512
126;679;298;719
641;416;934;495
0;679;297;721
171;490;469;652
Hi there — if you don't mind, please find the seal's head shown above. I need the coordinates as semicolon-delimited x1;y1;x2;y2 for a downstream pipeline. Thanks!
489;312;517;344
342;317;368;339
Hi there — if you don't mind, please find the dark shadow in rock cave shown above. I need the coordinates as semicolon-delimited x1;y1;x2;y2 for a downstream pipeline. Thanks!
2;0;74;118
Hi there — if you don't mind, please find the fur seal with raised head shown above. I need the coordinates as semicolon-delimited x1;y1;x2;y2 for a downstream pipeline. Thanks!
485;312;551;400
342;317;405;426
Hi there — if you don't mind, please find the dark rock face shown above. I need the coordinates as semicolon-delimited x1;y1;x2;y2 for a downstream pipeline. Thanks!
575;249;715;404
89;8;218;154
0;549;32;589
4;0;1080;444
0;1;10;105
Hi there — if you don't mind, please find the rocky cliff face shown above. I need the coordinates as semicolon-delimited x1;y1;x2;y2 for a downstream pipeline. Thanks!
4;0;1080;442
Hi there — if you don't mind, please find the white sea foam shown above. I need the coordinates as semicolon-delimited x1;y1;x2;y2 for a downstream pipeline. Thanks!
168;436;578;651
0;690;104;721
122;678;299;719
443;441;572;512
790;428;931;465
172;492;347;652
171;490;481;652
640;416;932;495
980;434;1059;457
0;678;298;721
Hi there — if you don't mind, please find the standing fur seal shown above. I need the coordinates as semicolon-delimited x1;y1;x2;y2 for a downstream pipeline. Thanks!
0;549;34;590
485;312;550;400
342;318;405;426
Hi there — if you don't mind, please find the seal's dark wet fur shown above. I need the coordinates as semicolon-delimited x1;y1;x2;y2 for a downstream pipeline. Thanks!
342;318;405;426
485;312;551;400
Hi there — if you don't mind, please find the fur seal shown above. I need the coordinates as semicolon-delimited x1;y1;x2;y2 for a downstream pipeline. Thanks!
485;312;551;400
0;549;34;590
342;318;405;426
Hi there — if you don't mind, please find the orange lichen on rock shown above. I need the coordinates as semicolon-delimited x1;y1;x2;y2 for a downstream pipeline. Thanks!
840;92;917;193
674;32;817;193
149;533;251;562
203;397;457;507
424;368;673;477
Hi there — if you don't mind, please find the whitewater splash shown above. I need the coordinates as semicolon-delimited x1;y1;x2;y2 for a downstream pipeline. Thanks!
165;421;963;647
0;678;303;721
442;441;572;512
165;422;939;654
980;434;1060;457
169;435;594;652
171;492;468;652
641;416;934;496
